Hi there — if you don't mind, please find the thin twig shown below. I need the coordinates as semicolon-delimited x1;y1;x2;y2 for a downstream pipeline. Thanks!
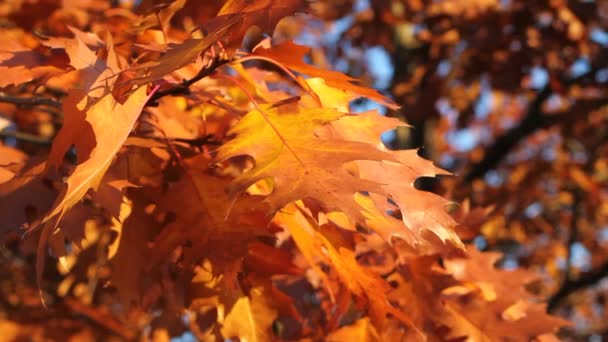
234;55;322;106
0;130;51;145
0;92;61;108
146;57;230;106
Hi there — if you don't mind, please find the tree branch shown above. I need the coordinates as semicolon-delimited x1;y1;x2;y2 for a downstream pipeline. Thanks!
0;93;61;108
0;130;51;145
62;297;136;340
463;65;606;182
146;57;229;106
547;129;608;312
548;261;608;311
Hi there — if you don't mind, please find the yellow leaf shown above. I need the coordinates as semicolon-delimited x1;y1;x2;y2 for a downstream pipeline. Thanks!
216;104;393;219
221;288;277;342
327;318;379;342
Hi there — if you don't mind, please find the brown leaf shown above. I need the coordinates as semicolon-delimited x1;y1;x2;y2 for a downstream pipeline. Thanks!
206;0;309;48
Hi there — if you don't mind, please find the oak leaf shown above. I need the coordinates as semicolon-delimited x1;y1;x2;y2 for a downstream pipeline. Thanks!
0;162;54;235
274;204;416;330
42;87;151;224
151;168;270;268
208;0;309;48
221;287;277;342
321;111;463;249
129;16;239;85
216;103;394;219
47;33;119;168
441;248;569;341
253;41;398;109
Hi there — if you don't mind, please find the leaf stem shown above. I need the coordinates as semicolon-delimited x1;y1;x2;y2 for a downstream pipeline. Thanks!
0;92;61;108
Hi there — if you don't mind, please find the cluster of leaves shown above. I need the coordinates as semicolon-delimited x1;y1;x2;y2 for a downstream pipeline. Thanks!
310;0;608;339
0;0;571;341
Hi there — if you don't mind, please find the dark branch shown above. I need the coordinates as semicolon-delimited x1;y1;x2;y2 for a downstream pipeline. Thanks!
0;130;51;145
547;129;608;312
146;57;230;106
0;93;61;108
463;65;606;183
548;261;608;311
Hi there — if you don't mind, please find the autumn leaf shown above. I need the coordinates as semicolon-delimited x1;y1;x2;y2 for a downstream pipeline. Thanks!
46;33;119;168
0;31;62;87
253;41;398;109
42;87;151;224
0;1;584;340
150;168;270;268
327;318;379;342
274;204;417;330
131;0;187;35
129;15;240;85
357;154;463;248
0;162;54;235
221;287;277;342
216;103;394;219
207;0;309;48
319;111;463;249
440;248;569;341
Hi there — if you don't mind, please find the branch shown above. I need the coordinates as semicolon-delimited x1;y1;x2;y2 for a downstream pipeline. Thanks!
146;57;229;106
547;129;608;312
0;92;61;108
463;65;606;182
62;297;136;340
0;130;51;145
548;261;608;311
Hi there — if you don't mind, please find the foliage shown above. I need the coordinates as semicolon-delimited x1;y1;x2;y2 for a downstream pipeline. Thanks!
0;0;593;340
311;0;608;339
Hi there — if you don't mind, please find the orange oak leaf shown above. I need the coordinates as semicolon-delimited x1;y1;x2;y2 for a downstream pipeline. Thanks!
150;169;270;269
385;257;460;340
108;194;160;307
358;155;463;249
215;103;394;219
47;34;120;168
0;146;26;183
440;248;569;341
274;204;418;331
320;111;463;249
42;87;151;225
0;162;54;235
0;32;62;87
206;0;309;48
443;248;540;308
35;86;151;291
131;0;187;35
